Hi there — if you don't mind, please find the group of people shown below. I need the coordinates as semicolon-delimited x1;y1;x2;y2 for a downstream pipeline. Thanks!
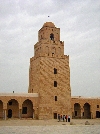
58;114;70;122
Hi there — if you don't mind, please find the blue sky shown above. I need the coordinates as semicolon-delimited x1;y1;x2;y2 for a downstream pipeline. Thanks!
0;0;100;97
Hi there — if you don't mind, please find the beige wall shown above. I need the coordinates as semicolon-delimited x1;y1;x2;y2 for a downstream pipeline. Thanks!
29;22;71;119
71;97;100;119
0;95;38;119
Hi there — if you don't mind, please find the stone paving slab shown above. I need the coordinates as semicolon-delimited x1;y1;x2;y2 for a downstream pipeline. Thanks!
0;125;100;134
0;119;100;134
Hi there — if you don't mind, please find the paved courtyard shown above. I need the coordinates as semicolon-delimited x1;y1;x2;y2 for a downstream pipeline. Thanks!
0;119;100;134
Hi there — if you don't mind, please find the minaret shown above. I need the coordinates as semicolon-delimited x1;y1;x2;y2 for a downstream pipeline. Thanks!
28;22;71;119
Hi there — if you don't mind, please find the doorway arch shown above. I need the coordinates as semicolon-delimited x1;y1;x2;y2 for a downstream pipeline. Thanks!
84;103;91;119
22;99;33;118
74;103;81;118
8;109;12;118
7;99;19;118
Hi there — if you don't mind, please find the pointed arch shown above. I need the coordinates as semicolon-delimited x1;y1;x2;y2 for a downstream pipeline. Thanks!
7;99;19;118
22;99;33;118
84;103;91;119
74;103;81;118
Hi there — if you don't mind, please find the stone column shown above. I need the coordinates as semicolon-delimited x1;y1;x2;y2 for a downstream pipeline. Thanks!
81;108;84;119
3;109;4;120
4;109;7;120
91;112;93;119
72;110;74;119
19;109;22;119
33;109;34;119
34;107;38;119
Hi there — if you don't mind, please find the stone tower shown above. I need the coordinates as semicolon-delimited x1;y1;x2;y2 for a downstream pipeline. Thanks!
28;22;71;119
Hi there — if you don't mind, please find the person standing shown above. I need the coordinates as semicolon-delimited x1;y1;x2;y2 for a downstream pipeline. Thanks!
61;114;62;121
68;115;70;122
58;114;60;122
63;115;65;122
66;115;67;122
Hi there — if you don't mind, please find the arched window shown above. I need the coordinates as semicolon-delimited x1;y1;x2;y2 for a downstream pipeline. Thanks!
50;33;54;40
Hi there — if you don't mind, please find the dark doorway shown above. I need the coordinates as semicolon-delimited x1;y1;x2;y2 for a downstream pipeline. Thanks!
8;109;12;118
54;113;57;119
84;103;91;119
96;111;100;118
74;103;81;118
22;99;33;118
0;100;3;118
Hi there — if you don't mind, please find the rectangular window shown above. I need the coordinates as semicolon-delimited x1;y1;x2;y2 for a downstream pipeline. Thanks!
75;111;77;116
83;112;84;116
54;81;57;87
55;96;57;101
54;68;57;74
97;105;99;108
22;107;27;114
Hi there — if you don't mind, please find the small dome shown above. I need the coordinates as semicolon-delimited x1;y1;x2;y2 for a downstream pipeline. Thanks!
43;22;55;28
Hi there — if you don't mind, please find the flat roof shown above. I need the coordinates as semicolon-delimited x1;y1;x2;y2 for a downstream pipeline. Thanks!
71;96;100;99
0;93;39;97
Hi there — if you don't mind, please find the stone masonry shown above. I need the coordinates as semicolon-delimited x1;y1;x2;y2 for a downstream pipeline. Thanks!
0;22;100;120
28;22;71;119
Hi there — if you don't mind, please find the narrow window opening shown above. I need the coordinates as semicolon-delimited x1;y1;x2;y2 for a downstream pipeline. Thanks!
50;33;54;40
83;112;84;116
97;105;99;108
52;53;54;56
22;107;27;114
55;96;57;101
54;68;57;74
54;81;57;87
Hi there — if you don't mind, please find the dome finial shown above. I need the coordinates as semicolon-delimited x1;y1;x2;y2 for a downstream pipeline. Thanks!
43;22;55;28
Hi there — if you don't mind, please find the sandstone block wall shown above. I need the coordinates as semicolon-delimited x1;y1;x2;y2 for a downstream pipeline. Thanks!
28;22;71;119
71;97;100;119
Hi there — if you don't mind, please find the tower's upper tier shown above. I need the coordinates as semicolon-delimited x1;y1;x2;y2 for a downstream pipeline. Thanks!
43;22;55;28
38;22;60;41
